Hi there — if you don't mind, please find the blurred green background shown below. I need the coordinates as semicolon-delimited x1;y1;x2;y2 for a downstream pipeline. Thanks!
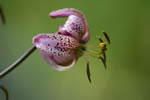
0;0;150;100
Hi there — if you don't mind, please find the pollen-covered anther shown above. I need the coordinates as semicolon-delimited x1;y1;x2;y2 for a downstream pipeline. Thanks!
99;42;106;49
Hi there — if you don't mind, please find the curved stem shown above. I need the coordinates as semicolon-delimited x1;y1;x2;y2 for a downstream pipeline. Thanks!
0;45;36;79
0;86;8;100
0;5;6;24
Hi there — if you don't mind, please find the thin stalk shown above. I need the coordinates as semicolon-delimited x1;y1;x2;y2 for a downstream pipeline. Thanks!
0;45;36;79
0;86;8;100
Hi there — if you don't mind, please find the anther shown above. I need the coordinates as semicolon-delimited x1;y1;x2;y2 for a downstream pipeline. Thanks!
99;56;107;69
86;61;91;83
99;42;106;49
103;32;110;44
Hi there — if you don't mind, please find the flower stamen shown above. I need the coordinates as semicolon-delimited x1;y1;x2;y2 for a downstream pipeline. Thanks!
85;31;110;69
86;49;102;55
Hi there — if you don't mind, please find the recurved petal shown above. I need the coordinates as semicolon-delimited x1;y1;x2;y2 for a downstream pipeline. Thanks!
33;34;80;70
57;15;85;41
50;8;82;18
33;34;79;57
50;8;90;43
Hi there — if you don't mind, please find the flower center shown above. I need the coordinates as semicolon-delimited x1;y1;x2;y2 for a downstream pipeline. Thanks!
78;31;111;69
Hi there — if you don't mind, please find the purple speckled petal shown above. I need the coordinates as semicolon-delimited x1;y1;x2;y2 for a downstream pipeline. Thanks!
33;34;80;70
40;51;76;71
50;8;90;43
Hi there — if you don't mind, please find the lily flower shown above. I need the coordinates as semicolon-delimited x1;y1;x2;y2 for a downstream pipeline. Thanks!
33;8;90;71
33;8;111;82
0;8;110;83
0;8;111;100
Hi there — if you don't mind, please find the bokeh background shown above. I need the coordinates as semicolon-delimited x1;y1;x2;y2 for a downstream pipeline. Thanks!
0;0;150;100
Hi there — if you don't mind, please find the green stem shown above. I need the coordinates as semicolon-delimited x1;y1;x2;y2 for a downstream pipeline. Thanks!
0;45;36;79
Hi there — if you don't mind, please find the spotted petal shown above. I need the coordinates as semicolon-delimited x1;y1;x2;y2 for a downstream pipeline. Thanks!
40;51;76;71
50;8;90;43
33;34;80;71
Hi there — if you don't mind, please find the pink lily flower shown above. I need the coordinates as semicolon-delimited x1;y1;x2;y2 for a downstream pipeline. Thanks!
0;8;109;97
33;8;90;71
0;8;110;83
